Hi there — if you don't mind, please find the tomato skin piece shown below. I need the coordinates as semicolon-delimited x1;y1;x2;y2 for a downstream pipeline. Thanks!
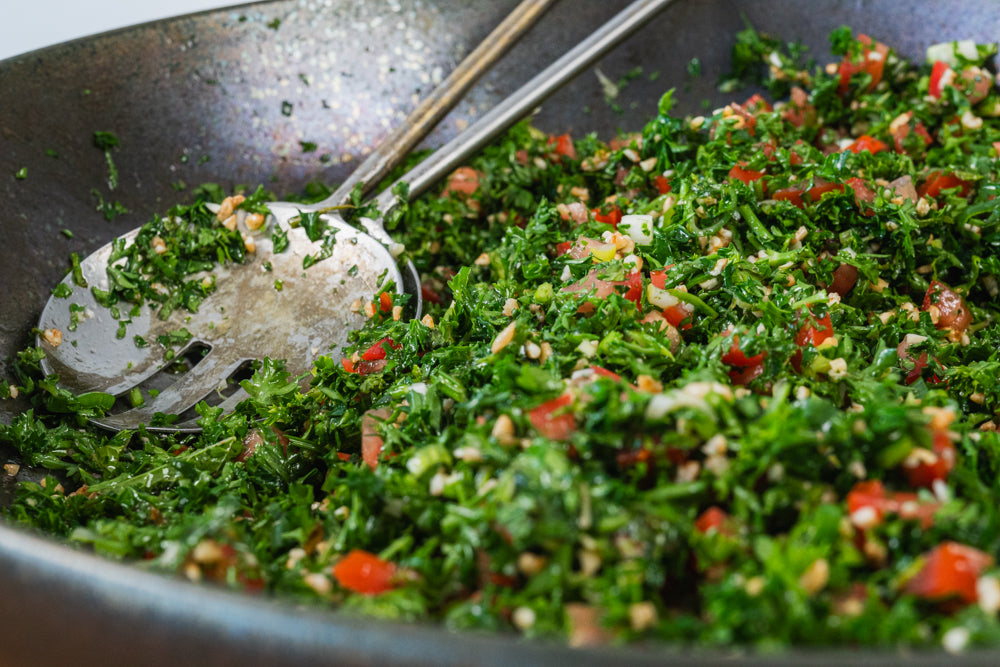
379;292;393;313
695;506;732;535
904;542;993;605
843;134;889;154
654;174;672;194
341;358;357;373
649;268;670;289
728;362;764;386
589;365;623;382
441;166;481;197
791;311;834;373
923;280;972;338
722;334;766;367
622;271;643;307
918;171;972;199
332;549;397;595
846;480;940;529
795;312;834;348
529;393;576;441
837;34;889;95
929;60;952;98
361;337;400;362
773;181;844;209
904;431;957;488
548;133;577;160
662;304;693;331
592;206;622;227
728;163;766;185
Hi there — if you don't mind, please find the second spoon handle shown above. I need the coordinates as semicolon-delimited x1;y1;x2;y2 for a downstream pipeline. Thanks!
376;0;676;214
324;0;558;208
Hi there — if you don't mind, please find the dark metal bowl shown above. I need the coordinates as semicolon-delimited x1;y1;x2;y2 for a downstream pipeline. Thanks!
2;1;999;664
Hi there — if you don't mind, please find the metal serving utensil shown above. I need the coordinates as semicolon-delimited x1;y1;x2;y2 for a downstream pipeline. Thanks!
36;0;674;432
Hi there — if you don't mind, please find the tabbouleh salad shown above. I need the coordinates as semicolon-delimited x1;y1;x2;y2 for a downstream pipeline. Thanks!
7;26;1000;652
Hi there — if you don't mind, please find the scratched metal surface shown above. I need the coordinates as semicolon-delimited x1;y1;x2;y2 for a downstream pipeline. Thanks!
1;0;1000;664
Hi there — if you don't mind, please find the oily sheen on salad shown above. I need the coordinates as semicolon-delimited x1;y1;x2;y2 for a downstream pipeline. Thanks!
7;27;1000;652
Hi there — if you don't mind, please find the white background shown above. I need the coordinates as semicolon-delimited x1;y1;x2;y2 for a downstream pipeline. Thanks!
0;0;238;61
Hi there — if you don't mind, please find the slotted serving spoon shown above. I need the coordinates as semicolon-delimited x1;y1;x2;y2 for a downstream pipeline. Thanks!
37;0;674;432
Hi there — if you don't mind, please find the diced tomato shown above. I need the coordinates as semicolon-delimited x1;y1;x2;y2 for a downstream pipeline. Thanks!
847;176;876;216
662;304;693;331
341;358;357;373
890;111;933;154
795;312;834;348
728;163;766;185
742;93;772;113
529;393;576;441
918;171;972;199
729;362;765;386
623;271;643;307
654;174;672;194
360;409;389;470
548;133;577;160
649;268;670;289
555;241;573;256
361;337;400;362
592;205;622;227
843;134;889;154
781;86;815;127
379;292;393;313
904;542;993;605
929;60;953;98
837;34;889;95
904;430;957;488
791;311;834;373
773;181;844;209
332;549;396;595
441;166;481;197
722;333;766;367
923;280;972;338
589;365;623;382
847;479;940;529
695;506;732;535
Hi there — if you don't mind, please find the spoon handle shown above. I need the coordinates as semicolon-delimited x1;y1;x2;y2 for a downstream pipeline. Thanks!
323;0;558;208
375;0;676;214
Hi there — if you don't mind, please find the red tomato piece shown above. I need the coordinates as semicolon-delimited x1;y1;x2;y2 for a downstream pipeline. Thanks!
654;174;672;194
773;182;844;209
622;271;643;307
904;430;957;488
923;280;972;338
795;312;834;348
928;60;953;98
341;358;357;373
649;268;670;289
589;366;623;382
722;334;766;367
592;206;622;227
846;176;876;217
843;135;889;154
662;304;693;331
904;542;993;605
695;506;732;535
837;34;889;95
548;133;577;160
379;292;393;313
728;163;766;185
529;393;576;441
742;93;772;113
361;337;400;362
441;166;481;197
728;362;765;386
421;284;444;305
555;241;573;256
918;171;972;199
332;549;397;595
